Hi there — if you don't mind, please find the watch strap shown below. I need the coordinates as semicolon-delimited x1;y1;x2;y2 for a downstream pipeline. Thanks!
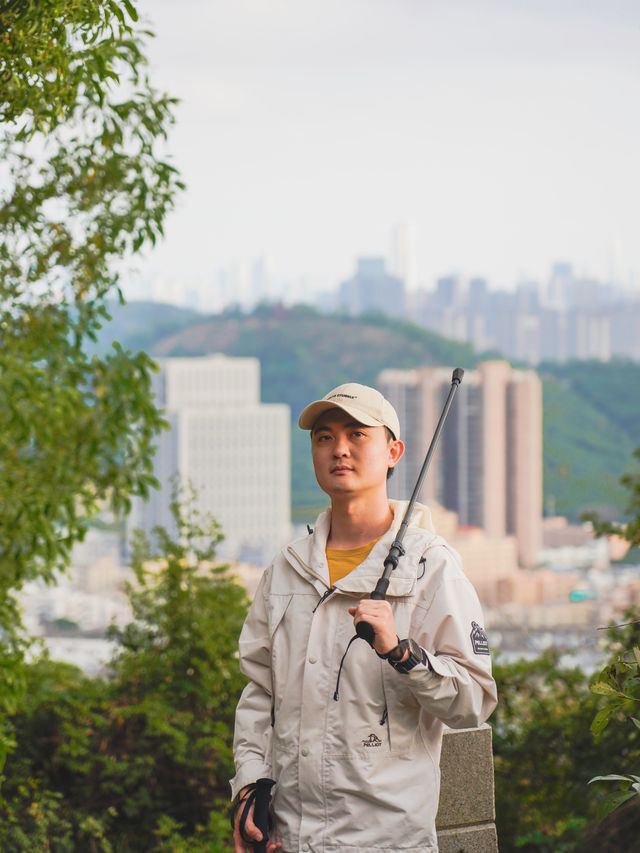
376;637;406;662
388;638;426;673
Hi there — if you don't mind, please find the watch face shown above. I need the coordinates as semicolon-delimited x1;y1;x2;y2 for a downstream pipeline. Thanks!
407;638;423;662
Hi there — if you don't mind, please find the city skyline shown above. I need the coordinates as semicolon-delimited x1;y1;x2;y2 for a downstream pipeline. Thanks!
132;0;640;294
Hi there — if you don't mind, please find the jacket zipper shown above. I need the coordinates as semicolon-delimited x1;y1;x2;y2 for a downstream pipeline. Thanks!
286;546;328;586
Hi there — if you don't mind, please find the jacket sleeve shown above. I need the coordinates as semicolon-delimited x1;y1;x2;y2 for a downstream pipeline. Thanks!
230;570;274;798
403;544;498;729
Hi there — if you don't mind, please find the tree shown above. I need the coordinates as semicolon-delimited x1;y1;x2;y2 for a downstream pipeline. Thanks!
101;494;249;846
583;449;640;820
0;496;249;851
491;647;640;852
588;628;640;817
493;441;640;850
0;0;183;769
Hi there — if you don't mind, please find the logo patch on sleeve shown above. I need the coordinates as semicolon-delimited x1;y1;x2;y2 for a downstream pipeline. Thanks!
470;621;490;655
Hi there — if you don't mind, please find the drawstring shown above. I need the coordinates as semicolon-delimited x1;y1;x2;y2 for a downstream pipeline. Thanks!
333;634;359;701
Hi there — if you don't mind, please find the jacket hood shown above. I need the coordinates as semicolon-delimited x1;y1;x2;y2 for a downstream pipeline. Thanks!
284;500;438;597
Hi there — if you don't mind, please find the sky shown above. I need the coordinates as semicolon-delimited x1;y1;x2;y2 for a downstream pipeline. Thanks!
132;0;640;297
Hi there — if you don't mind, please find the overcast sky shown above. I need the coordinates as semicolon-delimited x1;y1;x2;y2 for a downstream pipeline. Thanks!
134;0;640;295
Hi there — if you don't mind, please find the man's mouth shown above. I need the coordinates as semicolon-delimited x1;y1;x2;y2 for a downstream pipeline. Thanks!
331;465;353;473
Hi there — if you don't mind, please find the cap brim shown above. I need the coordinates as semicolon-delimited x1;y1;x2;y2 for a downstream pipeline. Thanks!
298;400;383;430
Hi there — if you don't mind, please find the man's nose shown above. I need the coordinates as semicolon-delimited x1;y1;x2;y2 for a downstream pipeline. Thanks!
333;434;350;456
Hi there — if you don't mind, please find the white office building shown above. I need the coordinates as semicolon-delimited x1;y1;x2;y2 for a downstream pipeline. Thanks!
130;355;291;562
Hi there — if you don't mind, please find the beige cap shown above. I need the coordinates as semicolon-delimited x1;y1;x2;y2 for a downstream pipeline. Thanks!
298;382;400;439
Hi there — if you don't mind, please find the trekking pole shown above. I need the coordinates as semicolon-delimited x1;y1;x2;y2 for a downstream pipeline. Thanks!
356;368;464;647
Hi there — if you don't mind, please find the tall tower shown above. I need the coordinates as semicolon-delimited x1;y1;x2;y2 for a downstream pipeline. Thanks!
378;360;542;568
389;222;417;292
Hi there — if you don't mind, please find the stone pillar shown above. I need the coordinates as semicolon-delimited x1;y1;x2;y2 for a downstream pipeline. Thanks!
436;725;498;853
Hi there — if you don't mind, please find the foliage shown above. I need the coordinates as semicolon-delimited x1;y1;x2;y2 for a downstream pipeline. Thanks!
587;617;640;820
583;448;640;548
0;497;249;850
582;445;640;821
491;644;640;852
102;492;249;843
0;0;182;770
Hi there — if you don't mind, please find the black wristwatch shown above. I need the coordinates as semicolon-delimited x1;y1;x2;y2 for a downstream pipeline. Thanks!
378;638;426;673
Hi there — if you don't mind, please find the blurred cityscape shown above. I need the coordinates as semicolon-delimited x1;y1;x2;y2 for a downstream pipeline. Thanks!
19;229;640;676
126;223;640;365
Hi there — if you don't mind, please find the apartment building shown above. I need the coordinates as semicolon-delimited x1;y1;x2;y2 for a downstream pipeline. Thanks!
378;360;542;567
130;355;291;562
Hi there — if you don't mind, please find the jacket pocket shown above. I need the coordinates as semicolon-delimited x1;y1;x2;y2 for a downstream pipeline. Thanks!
381;664;423;756
267;592;293;638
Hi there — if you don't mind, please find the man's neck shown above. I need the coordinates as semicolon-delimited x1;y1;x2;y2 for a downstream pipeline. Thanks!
327;491;394;549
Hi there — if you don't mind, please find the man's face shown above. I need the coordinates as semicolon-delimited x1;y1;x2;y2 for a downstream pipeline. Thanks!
310;408;404;498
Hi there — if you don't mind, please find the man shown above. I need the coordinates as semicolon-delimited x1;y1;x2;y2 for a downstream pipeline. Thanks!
231;382;497;853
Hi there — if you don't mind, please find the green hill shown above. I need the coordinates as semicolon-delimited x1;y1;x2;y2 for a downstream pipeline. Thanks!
539;361;639;520
99;301;639;522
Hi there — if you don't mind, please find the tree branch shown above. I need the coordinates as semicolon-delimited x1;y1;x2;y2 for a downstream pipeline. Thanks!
597;619;640;631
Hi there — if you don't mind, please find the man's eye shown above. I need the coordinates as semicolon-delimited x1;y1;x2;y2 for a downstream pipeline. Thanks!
352;431;365;438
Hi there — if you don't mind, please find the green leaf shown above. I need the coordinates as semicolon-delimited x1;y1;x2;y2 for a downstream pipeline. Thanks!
589;773;637;783
123;0;139;22
590;706;615;736
597;789;638;821
590;681;622;697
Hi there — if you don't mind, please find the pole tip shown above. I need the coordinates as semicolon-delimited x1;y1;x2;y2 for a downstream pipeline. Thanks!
452;367;464;385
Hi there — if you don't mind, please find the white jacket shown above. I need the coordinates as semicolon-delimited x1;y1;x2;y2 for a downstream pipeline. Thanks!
232;501;498;853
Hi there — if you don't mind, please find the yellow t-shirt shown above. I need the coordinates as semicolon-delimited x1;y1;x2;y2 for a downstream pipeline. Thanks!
326;537;381;586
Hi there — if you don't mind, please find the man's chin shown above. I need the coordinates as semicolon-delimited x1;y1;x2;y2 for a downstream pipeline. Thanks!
320;480;356;497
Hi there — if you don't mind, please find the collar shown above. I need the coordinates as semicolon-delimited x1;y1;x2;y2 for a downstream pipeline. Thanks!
285;500;437;597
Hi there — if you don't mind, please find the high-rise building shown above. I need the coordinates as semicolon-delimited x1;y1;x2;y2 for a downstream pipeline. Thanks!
339;257;405;318
130;355;291;562
378;360;542;568
389;222;417;292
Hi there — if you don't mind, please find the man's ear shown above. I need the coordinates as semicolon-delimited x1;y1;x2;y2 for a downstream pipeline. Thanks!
389;439;405;467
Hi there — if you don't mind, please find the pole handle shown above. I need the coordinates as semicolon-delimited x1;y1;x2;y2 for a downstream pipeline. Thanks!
252;778;275;853
355;580;388;645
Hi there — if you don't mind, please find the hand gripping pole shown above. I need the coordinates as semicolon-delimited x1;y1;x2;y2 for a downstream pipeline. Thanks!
252;778;276;853
356;368;464;647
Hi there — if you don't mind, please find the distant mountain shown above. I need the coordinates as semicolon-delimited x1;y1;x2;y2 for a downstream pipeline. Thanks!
98;301;639;522
150;303;478;415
